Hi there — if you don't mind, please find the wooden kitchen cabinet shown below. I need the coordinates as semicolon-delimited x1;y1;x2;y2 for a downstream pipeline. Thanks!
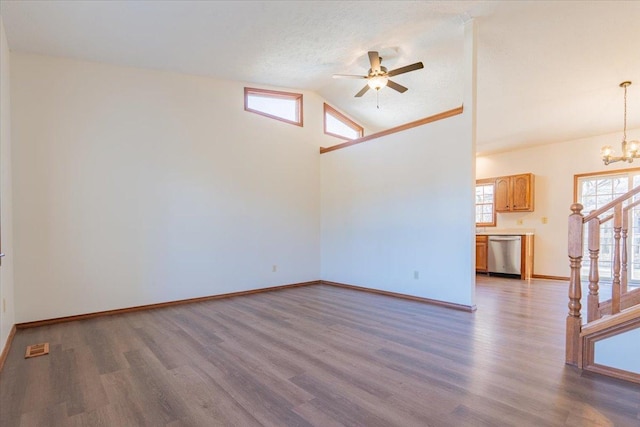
475;235;488;272
494;177;511;211
495;173;534;212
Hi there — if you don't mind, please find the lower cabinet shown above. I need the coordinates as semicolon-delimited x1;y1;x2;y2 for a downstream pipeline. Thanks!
476;235;488;272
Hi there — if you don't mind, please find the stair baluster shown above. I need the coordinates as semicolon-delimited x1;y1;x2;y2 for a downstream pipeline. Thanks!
566;203;584;366
612;204;622;315
587;217;600;322
621;226;628;294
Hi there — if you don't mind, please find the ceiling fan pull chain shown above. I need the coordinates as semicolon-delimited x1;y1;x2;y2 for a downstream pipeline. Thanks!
377;90;380;109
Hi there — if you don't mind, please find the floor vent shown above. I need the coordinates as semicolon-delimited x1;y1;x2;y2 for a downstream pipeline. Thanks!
25;343;50;359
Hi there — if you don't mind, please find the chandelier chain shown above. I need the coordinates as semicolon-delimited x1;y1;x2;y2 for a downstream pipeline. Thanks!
624;82;628;141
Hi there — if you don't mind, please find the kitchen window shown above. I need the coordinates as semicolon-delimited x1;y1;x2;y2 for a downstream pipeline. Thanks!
476;179;496;226
575;168;640;285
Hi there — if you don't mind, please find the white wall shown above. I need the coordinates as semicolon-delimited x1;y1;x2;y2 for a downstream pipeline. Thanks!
320;114;475;307
595;328;640;374
11;53;333;323
476;129;640;278
319;20;476;309
0;17;16;353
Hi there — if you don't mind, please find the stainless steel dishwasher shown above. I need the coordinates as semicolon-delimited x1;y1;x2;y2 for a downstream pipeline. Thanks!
488;235;522;275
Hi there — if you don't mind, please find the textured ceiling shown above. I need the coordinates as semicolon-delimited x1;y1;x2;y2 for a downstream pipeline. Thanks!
1;1;639;154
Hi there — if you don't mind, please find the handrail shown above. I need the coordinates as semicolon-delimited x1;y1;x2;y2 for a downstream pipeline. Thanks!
319;106;463;154
580;304;640;337
623;198;640;213
599;214;613;224
600;198;640;225
567;185;640;364
599;287;640;315
583;185;640;222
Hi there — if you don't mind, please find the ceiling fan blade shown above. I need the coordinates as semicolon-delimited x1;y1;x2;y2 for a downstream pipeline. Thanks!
355;84;370;97
368;51;381;72
332;74;368;79
388;62;424;77
387;80;408;93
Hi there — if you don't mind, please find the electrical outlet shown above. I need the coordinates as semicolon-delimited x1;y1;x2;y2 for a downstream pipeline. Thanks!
516;219;523;225
414;270;419;280
272;265;277;272
541;217;548;224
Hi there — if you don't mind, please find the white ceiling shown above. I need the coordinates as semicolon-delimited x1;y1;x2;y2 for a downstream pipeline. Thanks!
1;1;639;154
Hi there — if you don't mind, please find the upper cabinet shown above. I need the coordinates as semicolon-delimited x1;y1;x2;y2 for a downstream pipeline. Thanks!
495;173;534;212
494;177;510;211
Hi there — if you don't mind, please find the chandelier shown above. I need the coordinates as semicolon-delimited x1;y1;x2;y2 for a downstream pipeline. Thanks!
601;81;639;165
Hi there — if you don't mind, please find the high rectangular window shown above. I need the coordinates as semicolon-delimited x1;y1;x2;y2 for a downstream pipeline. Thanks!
244;87;303;127
324;103;363;140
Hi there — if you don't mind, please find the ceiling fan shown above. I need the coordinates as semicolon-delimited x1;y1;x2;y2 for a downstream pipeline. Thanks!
333;51;424;97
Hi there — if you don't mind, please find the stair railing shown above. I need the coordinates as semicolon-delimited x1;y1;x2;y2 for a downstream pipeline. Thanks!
566;185;640;366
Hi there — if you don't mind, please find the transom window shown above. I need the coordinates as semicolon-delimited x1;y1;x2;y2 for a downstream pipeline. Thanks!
575;168;640;284
323;103;363;140
244;87;303;127
475;179;496;227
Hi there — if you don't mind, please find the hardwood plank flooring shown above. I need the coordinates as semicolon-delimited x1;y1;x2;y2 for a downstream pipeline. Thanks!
1;277;639;426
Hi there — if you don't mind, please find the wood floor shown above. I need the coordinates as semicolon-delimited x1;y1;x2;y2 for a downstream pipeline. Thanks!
1;277;639;426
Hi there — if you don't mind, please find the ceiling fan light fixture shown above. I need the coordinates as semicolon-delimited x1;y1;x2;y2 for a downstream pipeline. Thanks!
367;75;388;91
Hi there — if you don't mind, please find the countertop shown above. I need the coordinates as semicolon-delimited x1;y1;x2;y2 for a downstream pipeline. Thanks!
476;228;535;236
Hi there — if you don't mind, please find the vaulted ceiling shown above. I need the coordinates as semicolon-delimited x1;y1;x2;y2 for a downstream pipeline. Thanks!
1;1;639;154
